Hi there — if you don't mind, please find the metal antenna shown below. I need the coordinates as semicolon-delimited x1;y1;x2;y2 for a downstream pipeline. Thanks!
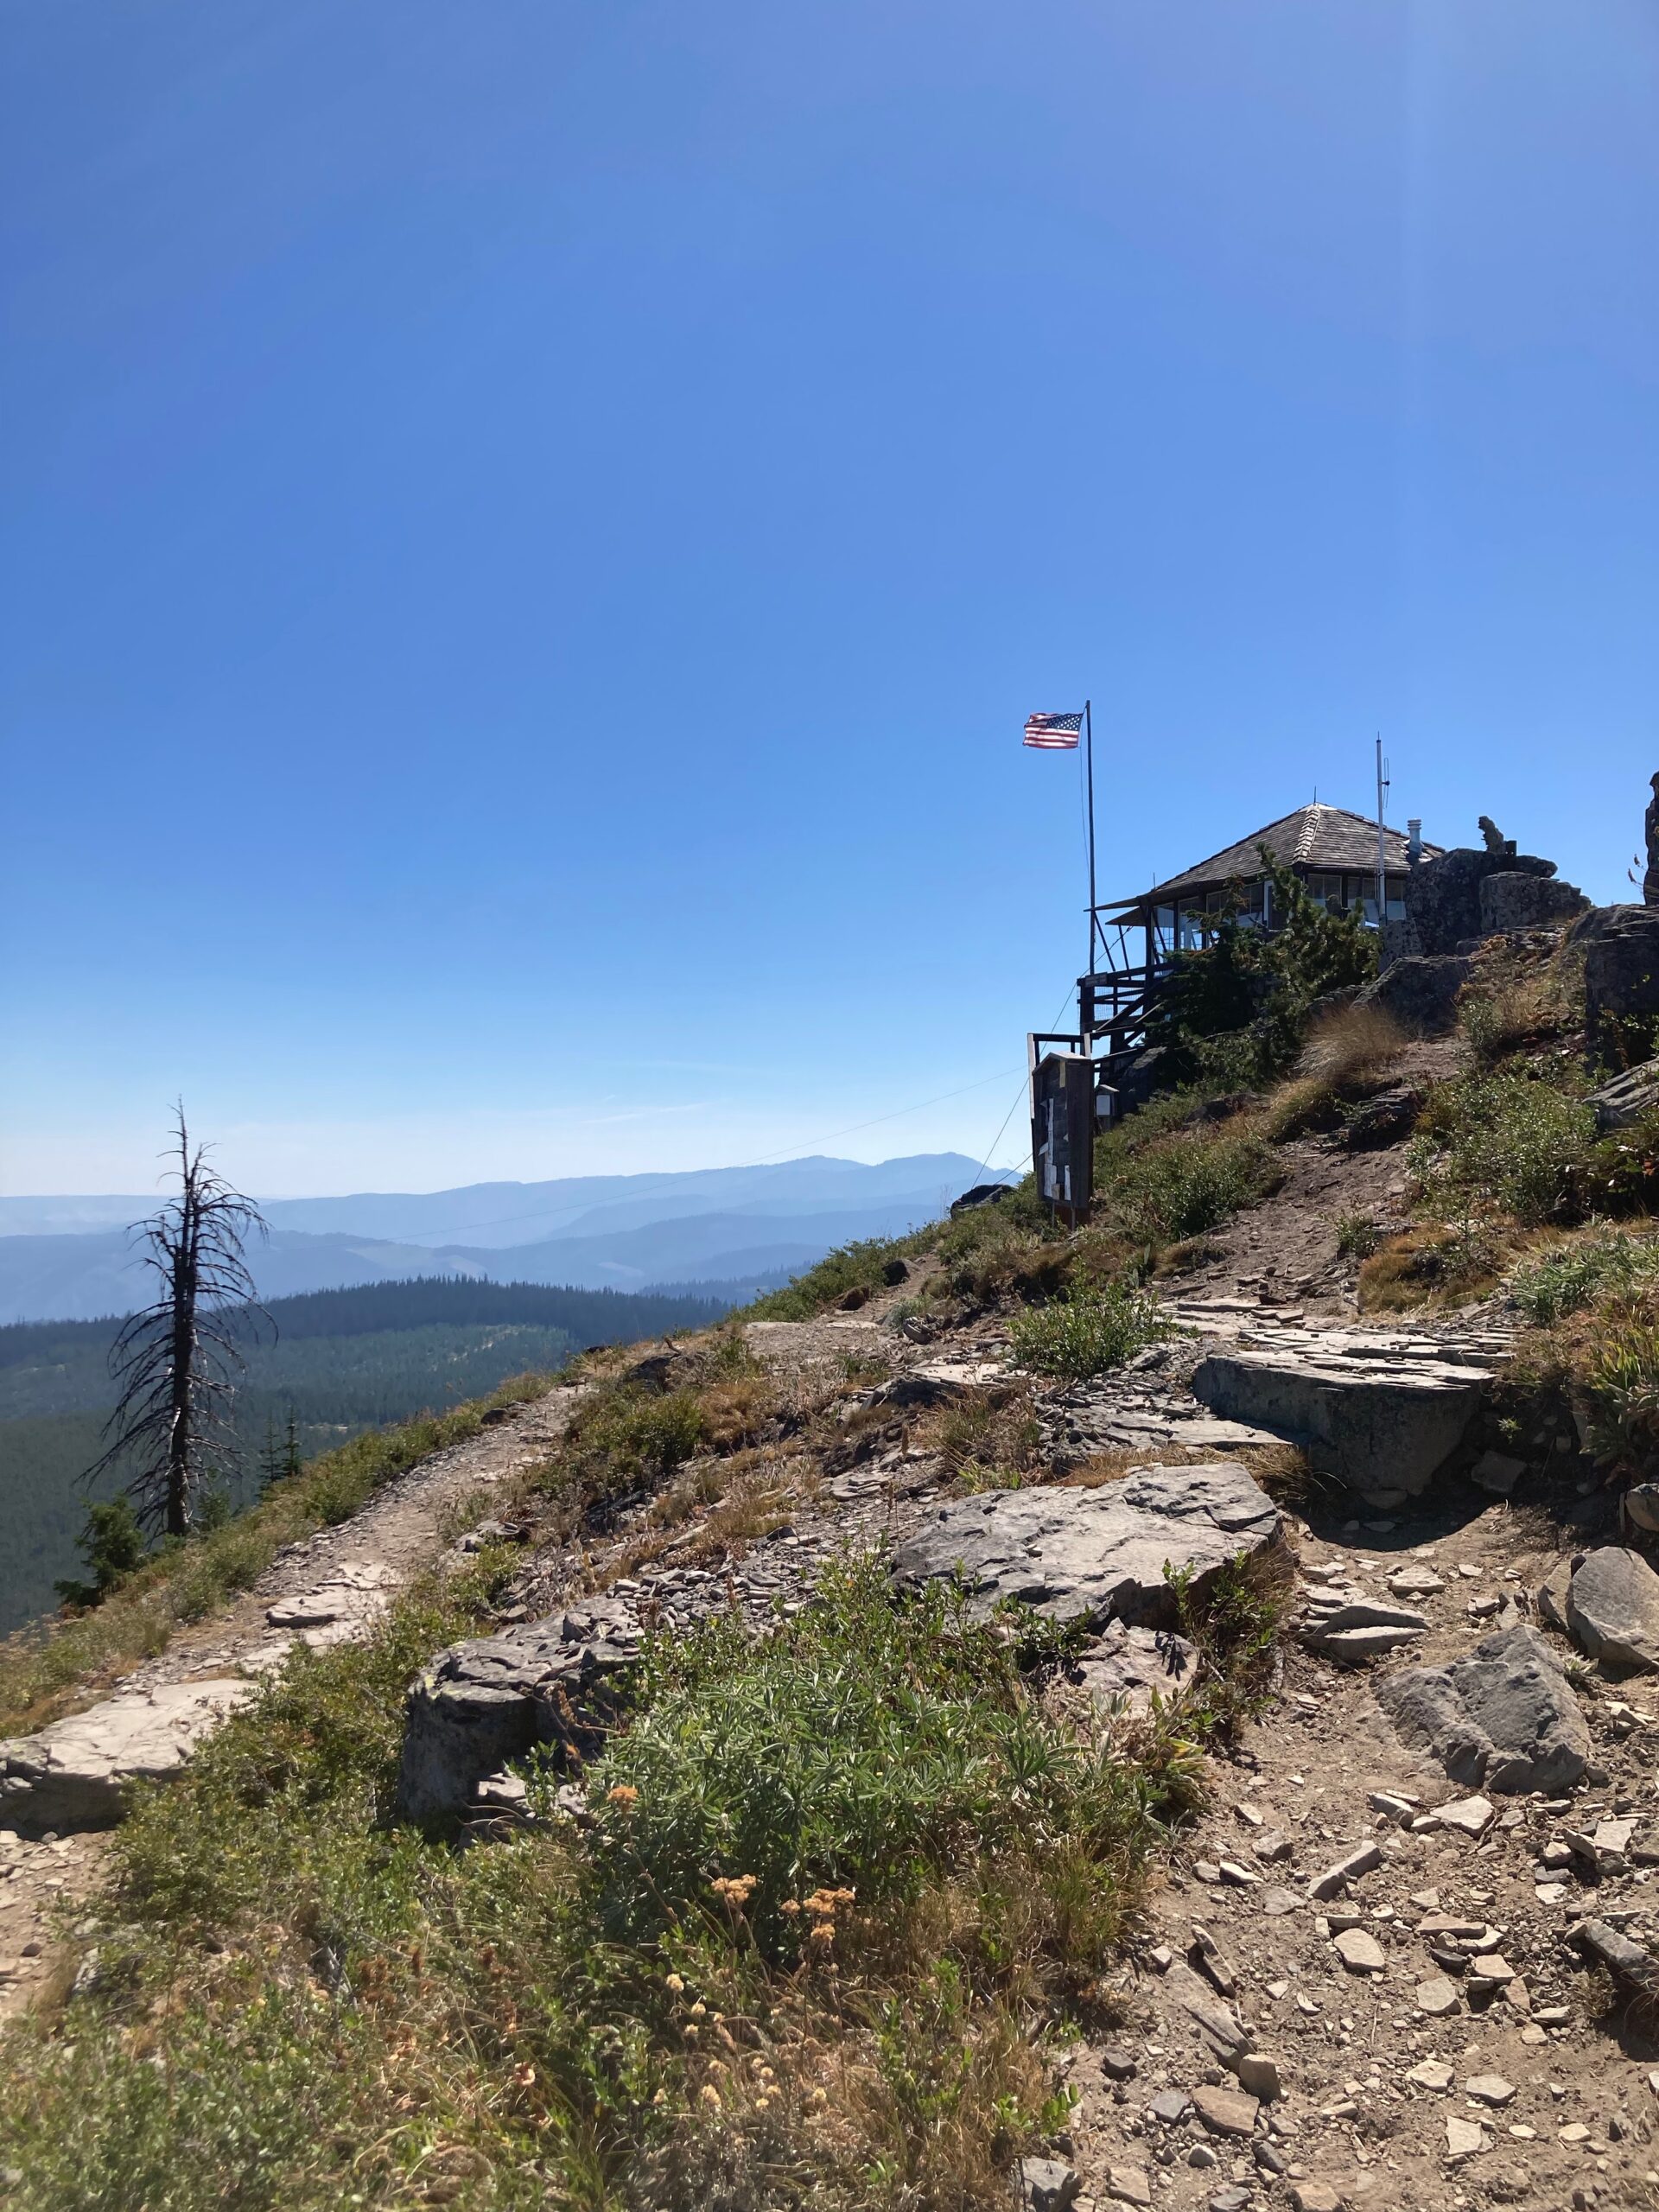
1375;734;1389;924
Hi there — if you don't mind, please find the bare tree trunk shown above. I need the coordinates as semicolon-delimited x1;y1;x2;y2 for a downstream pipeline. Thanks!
82;1106;269;1541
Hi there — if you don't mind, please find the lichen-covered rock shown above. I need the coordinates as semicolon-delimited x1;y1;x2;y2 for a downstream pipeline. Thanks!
0;1679;256;1836
1478;871;1589;934
1374;1623;1592;1793
395;1599;641;1825
889;1463;1279;1629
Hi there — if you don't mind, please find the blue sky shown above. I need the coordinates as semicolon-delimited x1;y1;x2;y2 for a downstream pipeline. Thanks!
3;1;1656;1196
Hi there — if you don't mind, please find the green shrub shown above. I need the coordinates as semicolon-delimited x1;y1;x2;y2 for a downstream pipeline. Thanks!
1335;1213;1382;1261
1410;1070;1599;1228
747;1234;924;1320
1096;1127;1274;1249
1007;1283;1172;1380
1510;1230;1659;1324
1583;1317;1659;1470
54;1497;146;1608
587;1560;1162;1961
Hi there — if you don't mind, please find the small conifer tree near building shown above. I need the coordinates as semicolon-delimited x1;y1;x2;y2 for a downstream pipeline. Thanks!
82;1109;270;1540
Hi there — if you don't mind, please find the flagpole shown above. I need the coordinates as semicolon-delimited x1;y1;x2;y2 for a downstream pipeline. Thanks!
1084;698;1096;988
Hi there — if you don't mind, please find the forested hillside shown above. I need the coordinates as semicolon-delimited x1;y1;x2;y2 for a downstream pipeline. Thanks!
0;1277;731;1637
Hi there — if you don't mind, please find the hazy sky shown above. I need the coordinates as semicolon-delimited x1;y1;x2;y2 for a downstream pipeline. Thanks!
3;2;1656;1196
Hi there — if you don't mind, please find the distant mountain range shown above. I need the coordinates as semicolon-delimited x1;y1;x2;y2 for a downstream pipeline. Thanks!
0;1154;995;1323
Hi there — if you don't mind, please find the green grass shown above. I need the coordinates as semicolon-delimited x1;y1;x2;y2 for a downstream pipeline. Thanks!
0;1559;1203;2212
1007;1284;1173;1382
746;1234;926;1321
1510;1230;1659;1324
0;1370;558;1736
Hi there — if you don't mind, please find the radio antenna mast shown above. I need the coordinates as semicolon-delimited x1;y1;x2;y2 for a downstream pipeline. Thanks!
1375;735;1389;925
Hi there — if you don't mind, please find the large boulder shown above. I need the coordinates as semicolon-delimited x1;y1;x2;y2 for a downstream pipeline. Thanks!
1564;1547;1659;1673
1578;906;1659;1065
395;1599;641;1825
1190;1331;1491;1499
1352;956;1471;1038
889;1461;1280;1628
1374;1623;1592;1794
0;1679;256;1837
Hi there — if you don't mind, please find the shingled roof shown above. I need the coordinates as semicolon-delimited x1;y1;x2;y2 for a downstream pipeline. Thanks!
1137;803;1442;905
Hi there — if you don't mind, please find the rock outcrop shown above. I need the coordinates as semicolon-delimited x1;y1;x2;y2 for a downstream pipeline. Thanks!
1578;906;1659;1066
1352;956;1471;1039
1190;1330;1491;1500
0;1679;257;1836
1385;845;1562;962
1588;1059;1659;1134
1478;872;1589;934
888;1462;1280;1628
395;1598;641;1825
1374;1623;1593;1794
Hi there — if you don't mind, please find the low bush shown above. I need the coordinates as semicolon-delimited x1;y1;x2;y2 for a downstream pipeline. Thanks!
1581;1313;1659;1471
1334;1212;1383;1261
1409;1070;1599;1229
1510;1230;1659;1325
1008;1284;1173;1380
747;1234;926;1320
1096;1125;1274;1250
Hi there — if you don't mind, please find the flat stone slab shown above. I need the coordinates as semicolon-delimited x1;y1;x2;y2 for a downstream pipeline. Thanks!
1375;1622;1593;1794
889;1462;1280;1628
396;1598;641;1825
1566;1547;1659;1672
0;1678;256;1835
266;1559;397;1633
1191;1331;1491;1497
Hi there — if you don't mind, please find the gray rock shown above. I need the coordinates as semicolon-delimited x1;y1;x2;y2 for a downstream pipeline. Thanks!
1352;955;1472;1038
1566;1547;1659;1672
1374;1624;1592;1795
1469;1450;1526;1497
1162;1960;1253;2064
888;1462;1280;1628
1579;905;1659;1065
1074;1618;1201;1717
1342;1082;1423;1152
1019;2158;1081;2212
1479;871;1589;934
0;1679;256;1836
395;1599;641;1824
1569;1916;1659;2000
1589;1059;1659;1135
1390;844;1559;960
1537;1554;1577;1632
1625;1484;1659;1535
1191;1332;1490;1497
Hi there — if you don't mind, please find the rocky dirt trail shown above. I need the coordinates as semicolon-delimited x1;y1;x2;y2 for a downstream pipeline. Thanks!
0;1380;586;2015
7;1099;1659;2212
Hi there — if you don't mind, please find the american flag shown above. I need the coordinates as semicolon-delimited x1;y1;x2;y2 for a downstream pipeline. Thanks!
1022;710;1083;750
